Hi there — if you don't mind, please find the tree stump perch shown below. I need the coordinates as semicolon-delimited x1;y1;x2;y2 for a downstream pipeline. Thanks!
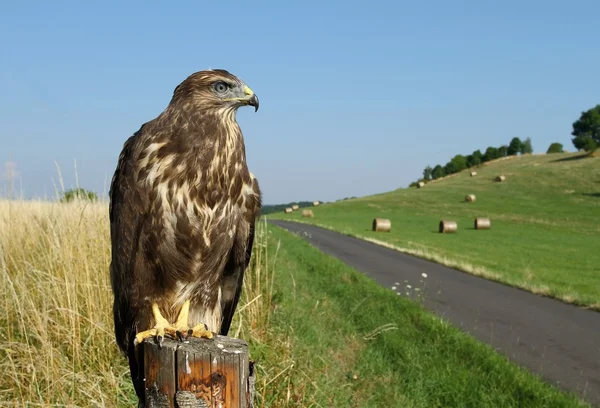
141;335;255;408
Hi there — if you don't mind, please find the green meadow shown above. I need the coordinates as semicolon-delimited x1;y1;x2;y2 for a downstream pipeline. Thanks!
1;201;589;406
271;152;600;310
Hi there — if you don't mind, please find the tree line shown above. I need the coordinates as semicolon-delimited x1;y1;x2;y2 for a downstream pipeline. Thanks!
417;136;533;184
413;103;599;186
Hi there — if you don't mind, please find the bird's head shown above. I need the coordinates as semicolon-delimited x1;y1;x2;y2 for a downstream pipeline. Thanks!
171;69;259;113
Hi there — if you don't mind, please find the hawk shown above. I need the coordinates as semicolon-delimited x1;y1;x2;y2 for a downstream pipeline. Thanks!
108;69;261;402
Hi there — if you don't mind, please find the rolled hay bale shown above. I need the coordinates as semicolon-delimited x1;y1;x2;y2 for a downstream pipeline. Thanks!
417;181;425;188
292;204;299;210
495;175;506;182
439;220;457;233
372;218;391;232
302;209;314;218
470;171;477;177
284;207;293;214
474;217;491;230
313;201;320;206
465;194;476;202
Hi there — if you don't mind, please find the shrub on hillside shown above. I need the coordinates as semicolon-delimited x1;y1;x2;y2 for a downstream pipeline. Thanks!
546;143;564;154
60;188;98;203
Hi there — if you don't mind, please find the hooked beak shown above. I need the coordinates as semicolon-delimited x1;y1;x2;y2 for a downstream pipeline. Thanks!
248;94;259;112
244;85;259;112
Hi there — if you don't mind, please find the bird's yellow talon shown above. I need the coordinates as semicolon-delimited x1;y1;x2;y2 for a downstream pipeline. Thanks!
134;300;214;346
191;323;214;339
134;328;158;346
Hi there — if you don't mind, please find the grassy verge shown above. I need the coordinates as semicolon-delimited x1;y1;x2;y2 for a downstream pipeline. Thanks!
255;224;587;407
271;153;600;310
0;199;589;406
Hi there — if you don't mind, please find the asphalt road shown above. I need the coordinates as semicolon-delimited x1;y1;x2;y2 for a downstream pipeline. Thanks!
270;220;600;406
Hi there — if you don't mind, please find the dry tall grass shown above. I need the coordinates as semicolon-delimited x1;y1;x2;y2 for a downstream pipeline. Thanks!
0;199;278;407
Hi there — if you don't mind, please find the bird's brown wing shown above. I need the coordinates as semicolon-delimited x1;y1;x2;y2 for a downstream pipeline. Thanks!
108;134;150;355
108;133;157;402
219;177;262;336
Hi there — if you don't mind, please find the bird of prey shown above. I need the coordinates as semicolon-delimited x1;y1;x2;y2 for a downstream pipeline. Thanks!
108;69;261;401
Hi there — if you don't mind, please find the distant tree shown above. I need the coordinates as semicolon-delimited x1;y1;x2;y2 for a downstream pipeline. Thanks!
451;154;467;172
483;146;500;162
520;137;533;154
466;154;474;167
498;145;508;157
444;155;467;175
60;188;98;203
507;137;523;155
546;142;564;154
432;165;445;179
423;165;433;181
576;136;598;152
469;149;483;167
571;104;600;151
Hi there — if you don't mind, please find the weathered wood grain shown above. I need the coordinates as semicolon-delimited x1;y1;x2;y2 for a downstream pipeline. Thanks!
141;335;254;408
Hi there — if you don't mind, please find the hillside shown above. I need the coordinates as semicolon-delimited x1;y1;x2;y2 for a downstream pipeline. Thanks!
270;152;600;309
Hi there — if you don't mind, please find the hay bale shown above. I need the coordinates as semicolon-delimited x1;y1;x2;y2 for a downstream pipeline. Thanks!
470;171;477;177
372;218;391;232
474;217;491;230
284;207;293;214
465;194;476;202
495;175;506;182
439;220;457;233
302;209;314;218
292;204;299;210
417;181;425;188
313;201;320;206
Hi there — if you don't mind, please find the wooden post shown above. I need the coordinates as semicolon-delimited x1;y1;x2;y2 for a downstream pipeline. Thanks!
141;335;255;408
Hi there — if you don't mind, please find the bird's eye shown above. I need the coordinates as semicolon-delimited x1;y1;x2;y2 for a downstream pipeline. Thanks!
214;81;229;93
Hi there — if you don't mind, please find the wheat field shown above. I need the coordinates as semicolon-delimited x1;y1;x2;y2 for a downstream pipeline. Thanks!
0;199;277;407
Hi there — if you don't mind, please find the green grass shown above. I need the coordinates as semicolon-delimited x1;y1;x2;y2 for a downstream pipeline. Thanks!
270;152;600;309
0;199;590;406
257;224;588;407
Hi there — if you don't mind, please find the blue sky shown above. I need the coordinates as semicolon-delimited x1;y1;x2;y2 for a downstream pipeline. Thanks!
1;1;599;204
